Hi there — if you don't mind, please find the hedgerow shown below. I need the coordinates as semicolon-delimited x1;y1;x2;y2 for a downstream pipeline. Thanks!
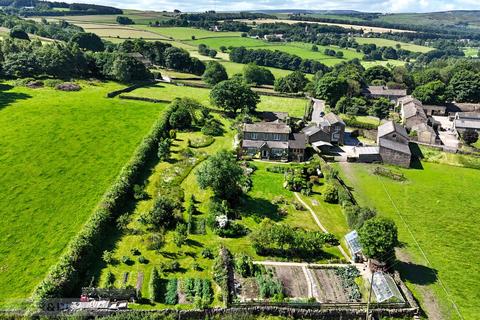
31;106;174;307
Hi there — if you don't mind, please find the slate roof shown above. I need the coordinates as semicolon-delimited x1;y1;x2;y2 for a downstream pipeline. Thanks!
243;122;291;134
289;133;306;149
402;101;426;119
377;121;409;139
302;125;322;136
397;95;421;106
454;119;480;130
455;112;480;120
412;122;435;134
366;86;407;97
324;112;345;126
379;138;411;155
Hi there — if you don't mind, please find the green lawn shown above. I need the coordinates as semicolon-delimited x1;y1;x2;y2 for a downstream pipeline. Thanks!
133;26;242;40
0;81;167;306
337;162;480;320
123;83;309;118
355;37;433;53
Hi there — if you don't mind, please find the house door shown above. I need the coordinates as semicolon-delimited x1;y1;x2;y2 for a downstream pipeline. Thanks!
261;149;269;158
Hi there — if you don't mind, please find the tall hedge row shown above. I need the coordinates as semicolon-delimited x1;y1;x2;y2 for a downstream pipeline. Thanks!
31;107;174;307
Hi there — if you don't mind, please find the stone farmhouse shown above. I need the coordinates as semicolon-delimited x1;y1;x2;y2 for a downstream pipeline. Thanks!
377;121;411;168
241;121;306;162
397;96;439;145
302;112;346;146
363;86;407;102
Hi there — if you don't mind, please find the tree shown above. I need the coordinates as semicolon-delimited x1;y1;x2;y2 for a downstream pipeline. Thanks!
149;268;162;302
448;70;480;103
323;184;338;203
243;64;275;86
364;65;393;84
311;44;318;52
70;32;104;52
116;16;134;25
335;51;344;58
174;223;188;247
9;28;29;41
208;49;217;58
412;80;447;105
158;138;171;161
202;61;228;86
462;129;479;145
110;55;152;82
314;75;349;106
346;206;376;229
219;46;227;53
144;195;178;230
369;97;392;119
210;79;260;114
274;71;309;93
196;150;245;202
358;217;398;261
2;51;40;78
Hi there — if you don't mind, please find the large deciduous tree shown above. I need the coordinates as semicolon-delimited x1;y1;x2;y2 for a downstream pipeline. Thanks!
314;75;349;107
274;71;308;93
243;63;275;86
413;80;447;105
210;79;259;114
368;97;392;120
196;150;245;203
202;61;228;86
69;32;104;52
358;217;398;262
448;70;480;103
364;65;393;84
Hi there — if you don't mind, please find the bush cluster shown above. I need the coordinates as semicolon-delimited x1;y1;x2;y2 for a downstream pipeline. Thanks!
183;278;213;308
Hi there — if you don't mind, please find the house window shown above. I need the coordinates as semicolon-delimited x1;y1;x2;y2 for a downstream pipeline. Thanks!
273;134;280;141
251;133;258;140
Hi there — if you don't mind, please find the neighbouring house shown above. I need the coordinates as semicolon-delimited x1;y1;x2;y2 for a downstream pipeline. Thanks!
400;99;427;130
363;86;407;102
377;121;411;168
302;112;345;145
453;112;480;135
241;121;305;161
411;122;437;144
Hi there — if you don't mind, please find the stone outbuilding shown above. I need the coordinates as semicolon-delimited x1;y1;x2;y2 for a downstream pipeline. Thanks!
302;112;345;145
377;121;411;168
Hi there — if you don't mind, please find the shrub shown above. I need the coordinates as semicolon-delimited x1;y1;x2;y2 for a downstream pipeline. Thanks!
201;119;223;136
130;248;141;255
164;279;178;305
56;82;81;91
133;184;148;200
323;184;338;203
121;256;132;265
201;248;214;259
235;253;256;277
256;268;283;299
102;250;115;265
138;255;148;264
147;232;165;250
103;271;115;288
192;262;201;271
44;79;63;88
212;246;234;305
149;268;162;302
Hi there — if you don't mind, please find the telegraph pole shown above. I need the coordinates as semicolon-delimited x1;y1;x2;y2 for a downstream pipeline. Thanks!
365;266;374;320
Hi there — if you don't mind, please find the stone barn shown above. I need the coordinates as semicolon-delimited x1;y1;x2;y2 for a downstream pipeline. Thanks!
377;121;411;168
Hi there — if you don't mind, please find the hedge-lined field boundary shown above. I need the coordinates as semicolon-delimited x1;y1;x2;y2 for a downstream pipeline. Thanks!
31;105;174;308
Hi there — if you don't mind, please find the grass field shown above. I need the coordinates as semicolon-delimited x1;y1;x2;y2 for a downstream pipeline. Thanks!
338;162;480;319
0;81;167;306
355;37;433;53
40;10;173;25
133;26;242;40
124;83;309;118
